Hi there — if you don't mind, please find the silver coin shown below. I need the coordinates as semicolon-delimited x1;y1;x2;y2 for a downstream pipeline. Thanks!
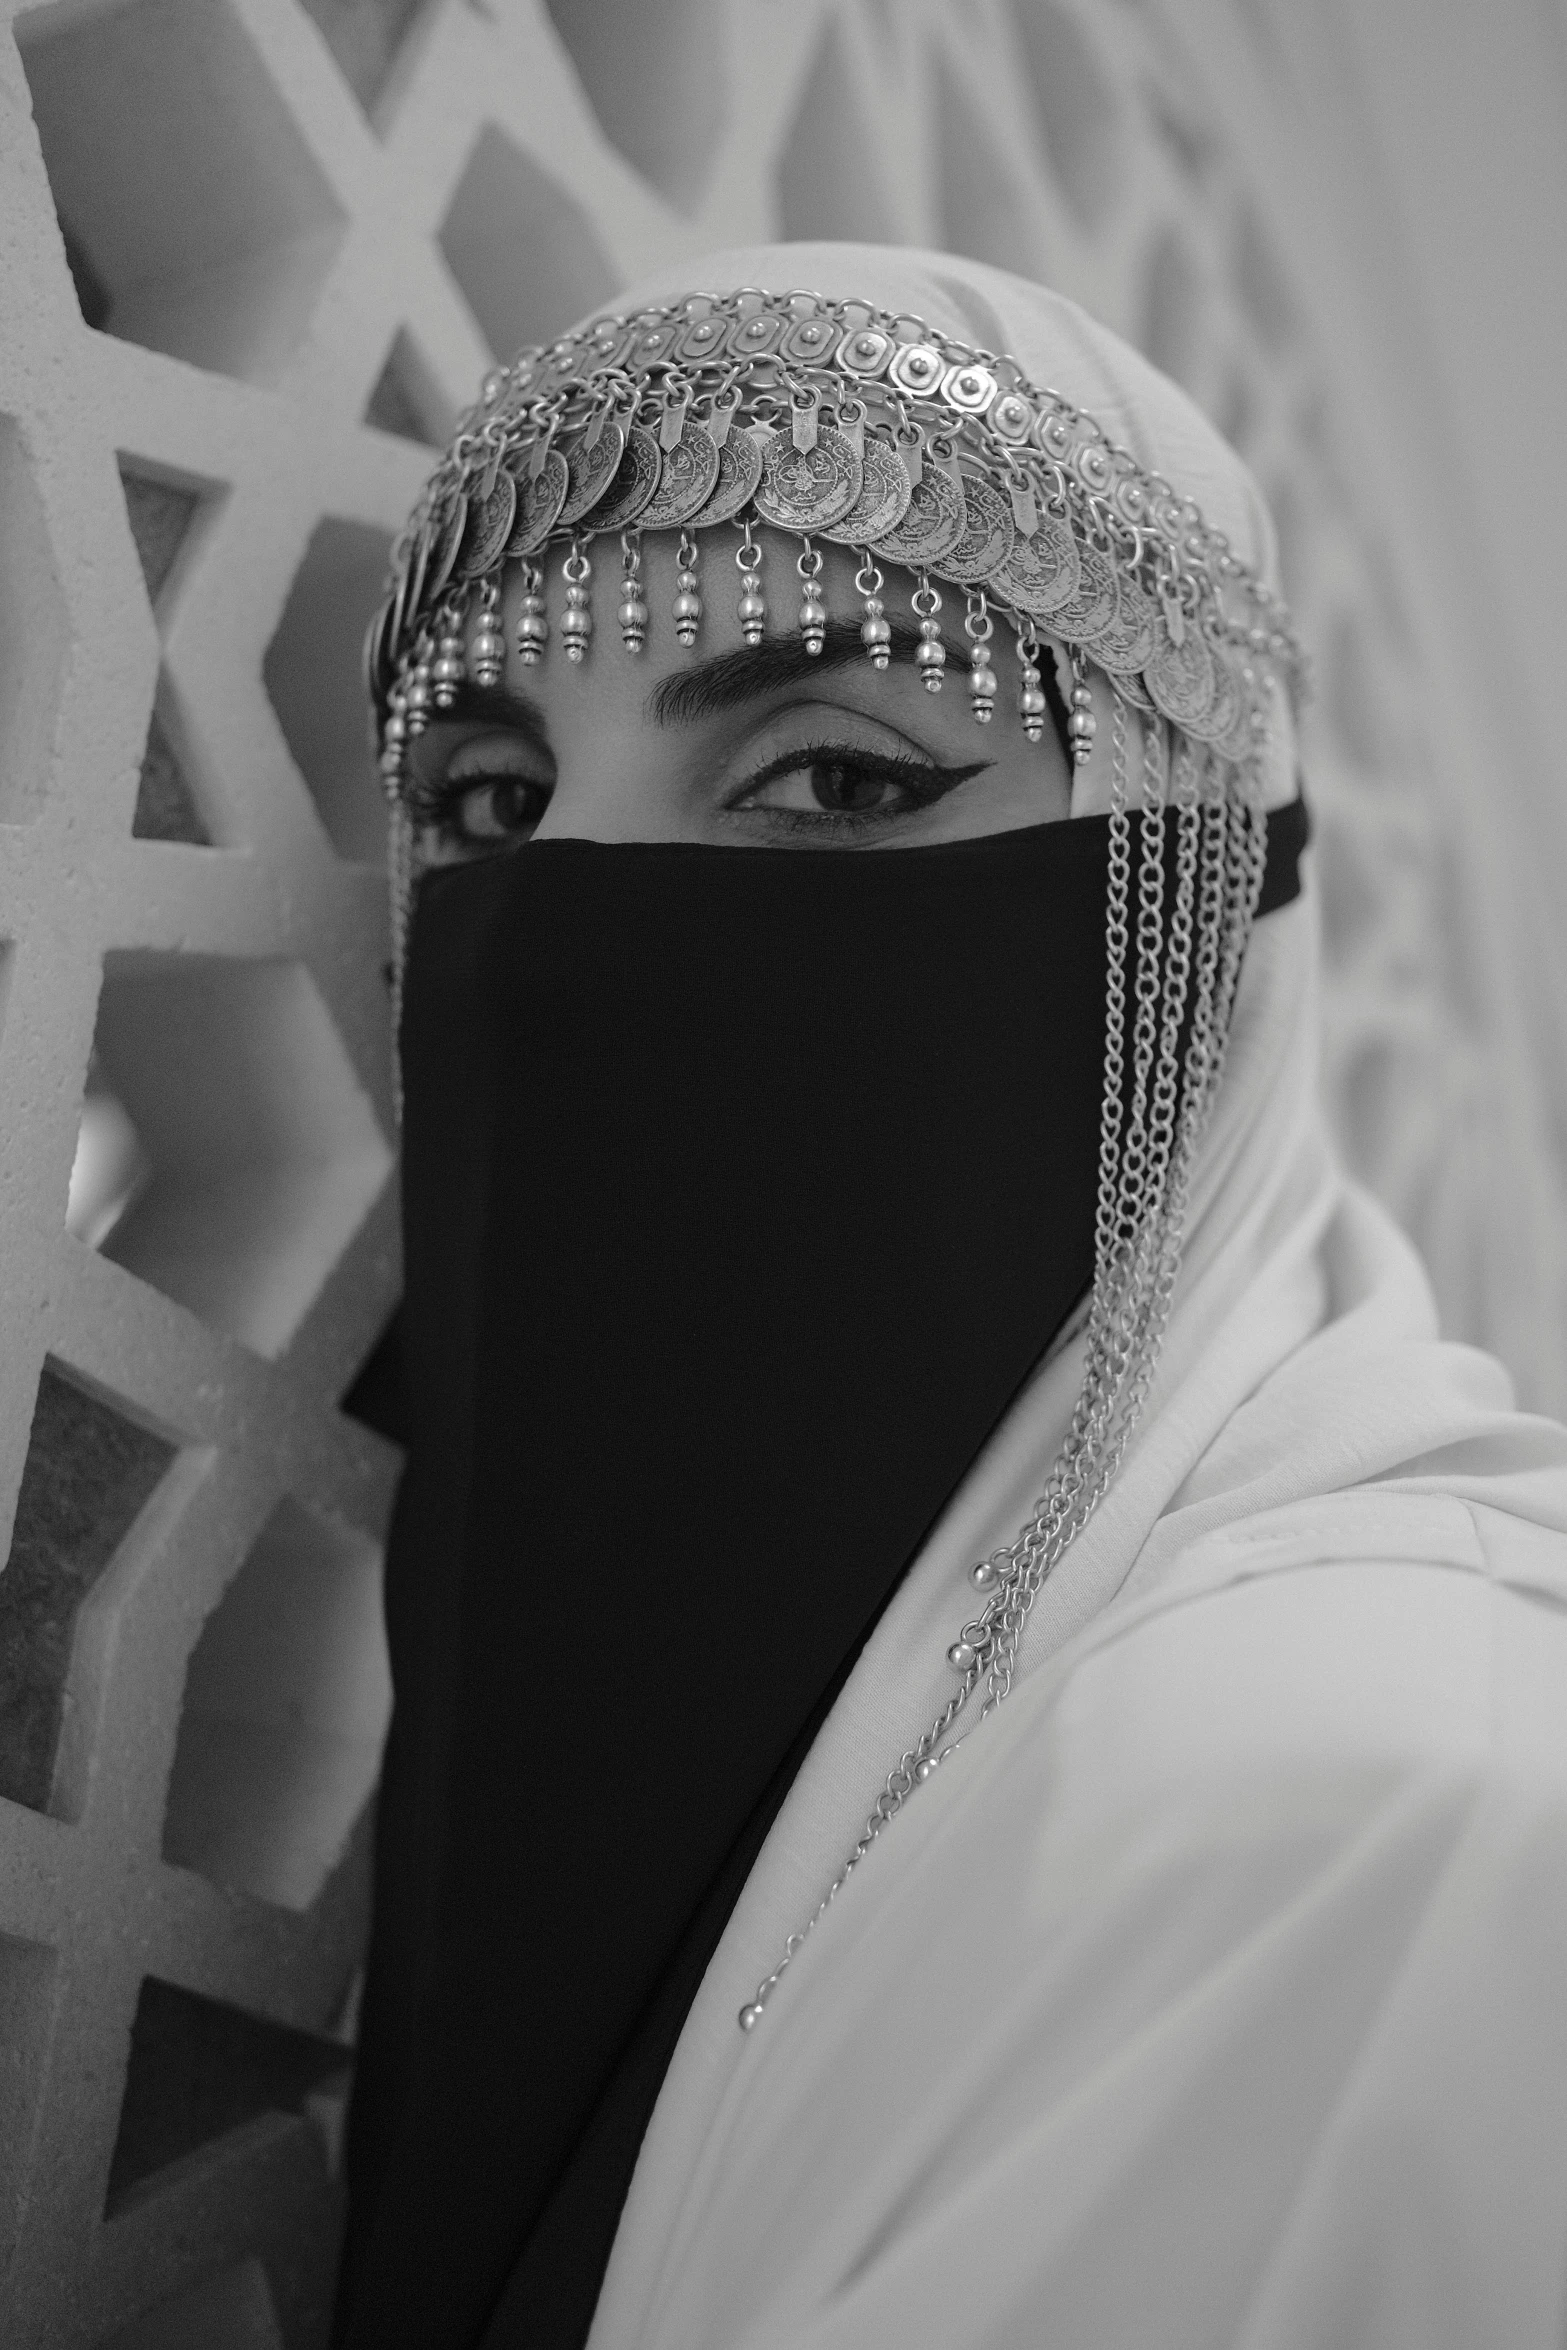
938;477;1016;584
387;562;412;664
557;421;627;526
1087;571;1158;675
870;463;967;568
639;418;722;530
685;425;766;529
1144;619;1218;730
456;472;519;580
820;435;912;547
580;424;662;535
1049;539;1118;643
991;514;1081;618
423;494;467;606
1193;648;1248;754
504;448;570;557
753;426;864;533
364;595;394;700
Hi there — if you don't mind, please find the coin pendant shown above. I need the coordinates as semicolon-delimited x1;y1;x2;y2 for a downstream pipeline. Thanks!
753;426;863;533
364;594;394;700
1144;619;1218;730
820;434;912;547
504;448;570;557
639;418;722;530
557;421;627;527
870;462;967;567
1049;539;1118;643
456;472;519;580
686;424;766;529
423;493;467;608
583;424;662;534
991;514;1081;618
1087;571;1157;675
388;563;412;663
1194;649;1247;754
939;477;1016;584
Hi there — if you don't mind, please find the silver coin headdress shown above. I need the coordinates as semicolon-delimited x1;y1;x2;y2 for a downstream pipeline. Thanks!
366;285;1308;2030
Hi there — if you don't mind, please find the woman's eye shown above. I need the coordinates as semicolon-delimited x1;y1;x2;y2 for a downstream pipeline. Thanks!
735;749;967;823
430;774;550;847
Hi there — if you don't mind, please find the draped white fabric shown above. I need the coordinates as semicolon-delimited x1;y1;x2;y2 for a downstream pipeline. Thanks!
582;249;1567;2350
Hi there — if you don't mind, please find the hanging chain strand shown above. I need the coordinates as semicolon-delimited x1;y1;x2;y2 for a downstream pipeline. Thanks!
738;696;1270;2030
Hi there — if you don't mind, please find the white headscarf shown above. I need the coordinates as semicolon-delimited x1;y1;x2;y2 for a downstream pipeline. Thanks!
582;249;1567;2350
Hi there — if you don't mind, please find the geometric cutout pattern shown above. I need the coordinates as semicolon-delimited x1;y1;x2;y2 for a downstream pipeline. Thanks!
92;956;392;1358
67;1057;154;1253
297;0;431;120
104;1976;350;2216
541;0;726;214
263;519;396;865
0;1366;174;1816
118;466;203;607
362;328;452;450
133;702;212;846
59;219;113;334
439;124;620;362
162;1498;392;1912
339;1308;407;1449
17;0;348;386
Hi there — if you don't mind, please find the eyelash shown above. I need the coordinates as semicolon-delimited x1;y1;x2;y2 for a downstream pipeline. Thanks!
409;770;548;847
410;739;989;848
725;742;988;833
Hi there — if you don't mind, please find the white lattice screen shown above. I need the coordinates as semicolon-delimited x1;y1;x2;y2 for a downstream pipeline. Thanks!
1;1;1562;2342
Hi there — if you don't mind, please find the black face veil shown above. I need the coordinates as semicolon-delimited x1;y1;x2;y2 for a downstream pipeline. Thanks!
338;813;1114;2344
334;809;1304;2349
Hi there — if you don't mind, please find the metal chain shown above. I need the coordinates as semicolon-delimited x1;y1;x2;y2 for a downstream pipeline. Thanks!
738;717;1274;2032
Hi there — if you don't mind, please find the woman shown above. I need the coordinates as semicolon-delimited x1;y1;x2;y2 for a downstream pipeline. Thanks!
334;245;1567;2349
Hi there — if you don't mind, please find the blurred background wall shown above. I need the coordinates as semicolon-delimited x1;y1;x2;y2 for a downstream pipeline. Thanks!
0;1;1562;2341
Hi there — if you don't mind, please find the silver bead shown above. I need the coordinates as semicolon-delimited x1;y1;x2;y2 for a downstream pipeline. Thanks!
618;590;648;653
969;1556;1000;1591
798;589;826;655
915;626;946;691
738;2002;764;2032
672;571;702;647
737;583;766;647
516;604;548;663
968;652;997;722
561;587;593;664
861;602;891;668
432;632;465;710
470;625;505;689
947;1638;977;1672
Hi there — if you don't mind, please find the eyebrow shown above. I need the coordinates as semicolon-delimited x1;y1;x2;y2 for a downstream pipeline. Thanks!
420;680;553;747
645;617;934;727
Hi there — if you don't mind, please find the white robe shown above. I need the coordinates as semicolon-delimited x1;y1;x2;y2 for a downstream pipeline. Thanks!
580;248;1567;2350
